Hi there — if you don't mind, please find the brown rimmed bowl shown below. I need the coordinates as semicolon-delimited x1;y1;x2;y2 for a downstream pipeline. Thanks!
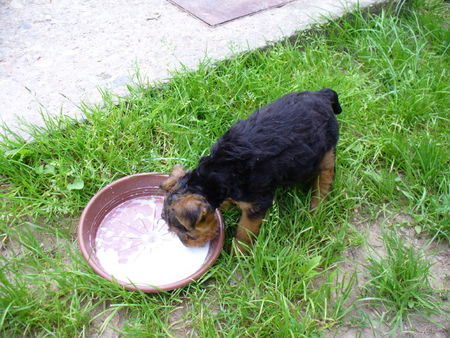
78;173;224;293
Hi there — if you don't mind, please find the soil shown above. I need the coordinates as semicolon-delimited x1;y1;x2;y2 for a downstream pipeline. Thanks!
88;302;128;338
327;209;450;337
169;299;197;338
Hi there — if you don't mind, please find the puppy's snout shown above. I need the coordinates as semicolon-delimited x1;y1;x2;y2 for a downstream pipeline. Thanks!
182;237;208;248
161;208;168;222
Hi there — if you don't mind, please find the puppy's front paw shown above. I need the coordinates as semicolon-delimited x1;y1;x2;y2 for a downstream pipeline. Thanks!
310;198;319;211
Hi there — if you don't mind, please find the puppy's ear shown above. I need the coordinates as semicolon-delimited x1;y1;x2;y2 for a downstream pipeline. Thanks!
160;164;185;191
175;195;211;229
319;88;342;115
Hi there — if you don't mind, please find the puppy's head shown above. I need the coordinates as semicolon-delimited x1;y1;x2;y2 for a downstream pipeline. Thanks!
160;165;218;247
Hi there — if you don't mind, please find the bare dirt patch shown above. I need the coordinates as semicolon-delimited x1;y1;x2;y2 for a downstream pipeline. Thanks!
168;284;225;337
88;302;128;338
327;209;449;337
169;299;197;338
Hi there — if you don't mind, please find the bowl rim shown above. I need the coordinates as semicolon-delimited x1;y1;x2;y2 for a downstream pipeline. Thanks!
78;172;224;293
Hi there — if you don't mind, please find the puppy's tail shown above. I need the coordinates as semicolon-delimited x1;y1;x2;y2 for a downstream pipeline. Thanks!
319;88;342;115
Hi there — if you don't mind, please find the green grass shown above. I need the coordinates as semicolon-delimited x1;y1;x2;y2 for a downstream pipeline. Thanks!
1;0;449;336
363;230;438;333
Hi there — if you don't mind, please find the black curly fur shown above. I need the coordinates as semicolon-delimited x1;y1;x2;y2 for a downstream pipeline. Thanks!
173;88;341;219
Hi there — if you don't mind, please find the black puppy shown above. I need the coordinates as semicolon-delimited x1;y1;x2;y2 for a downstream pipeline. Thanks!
161;89;341;250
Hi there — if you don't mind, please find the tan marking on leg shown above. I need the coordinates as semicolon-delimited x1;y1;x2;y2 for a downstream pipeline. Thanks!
311;150;335;211
234;202;263;251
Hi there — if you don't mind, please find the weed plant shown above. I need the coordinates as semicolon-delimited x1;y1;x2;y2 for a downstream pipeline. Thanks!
363;231;438;333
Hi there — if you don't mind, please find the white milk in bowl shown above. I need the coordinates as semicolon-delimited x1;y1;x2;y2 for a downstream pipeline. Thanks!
94;196;210;286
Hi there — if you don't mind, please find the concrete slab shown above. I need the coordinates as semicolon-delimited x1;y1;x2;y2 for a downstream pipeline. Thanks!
0;0;385;135
168;0;297;26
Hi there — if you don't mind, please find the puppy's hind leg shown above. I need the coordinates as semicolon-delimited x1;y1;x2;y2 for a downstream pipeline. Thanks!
310;149;335;211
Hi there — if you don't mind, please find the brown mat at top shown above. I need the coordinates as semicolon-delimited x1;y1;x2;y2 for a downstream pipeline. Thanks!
168;0;297;26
